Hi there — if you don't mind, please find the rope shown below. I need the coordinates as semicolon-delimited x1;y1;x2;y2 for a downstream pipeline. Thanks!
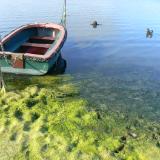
60;0;67;27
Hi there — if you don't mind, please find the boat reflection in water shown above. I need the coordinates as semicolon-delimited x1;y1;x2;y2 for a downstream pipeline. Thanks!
48;53;67;75
2;53;67;91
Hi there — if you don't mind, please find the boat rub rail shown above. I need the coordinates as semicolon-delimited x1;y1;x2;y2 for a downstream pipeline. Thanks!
0;23;67;60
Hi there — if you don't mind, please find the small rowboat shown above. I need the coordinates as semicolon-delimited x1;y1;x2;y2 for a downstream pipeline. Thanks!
0;23;67;75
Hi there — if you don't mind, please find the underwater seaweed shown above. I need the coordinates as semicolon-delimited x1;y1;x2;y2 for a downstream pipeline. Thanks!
0;75;159;160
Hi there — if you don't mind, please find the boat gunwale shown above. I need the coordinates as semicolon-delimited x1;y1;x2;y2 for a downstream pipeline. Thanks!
0;23;67;60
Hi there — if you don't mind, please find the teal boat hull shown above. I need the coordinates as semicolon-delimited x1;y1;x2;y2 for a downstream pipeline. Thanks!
0;23;67;75
0;51;60;75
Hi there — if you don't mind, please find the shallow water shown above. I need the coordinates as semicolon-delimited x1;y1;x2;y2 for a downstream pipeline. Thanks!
1;0;160;122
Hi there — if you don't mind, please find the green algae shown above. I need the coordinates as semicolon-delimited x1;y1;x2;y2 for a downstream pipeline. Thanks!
0;74;159;159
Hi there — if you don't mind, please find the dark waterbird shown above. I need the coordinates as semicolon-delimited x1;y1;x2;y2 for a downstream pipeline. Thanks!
146;28;153;38
91;21;101;28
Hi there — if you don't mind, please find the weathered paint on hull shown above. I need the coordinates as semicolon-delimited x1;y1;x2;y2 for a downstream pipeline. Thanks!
0;52;60;75
0;23;67;75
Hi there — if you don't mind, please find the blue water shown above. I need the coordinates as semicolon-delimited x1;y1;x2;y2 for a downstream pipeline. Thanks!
0;0;160;121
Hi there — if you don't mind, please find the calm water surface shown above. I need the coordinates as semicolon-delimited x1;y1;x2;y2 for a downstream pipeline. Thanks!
0;0;160;121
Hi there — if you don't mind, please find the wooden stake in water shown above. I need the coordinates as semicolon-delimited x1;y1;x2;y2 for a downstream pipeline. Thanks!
0;35;6;93
0;67;6;93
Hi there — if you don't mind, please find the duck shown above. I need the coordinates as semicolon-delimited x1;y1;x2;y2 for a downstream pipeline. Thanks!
146;28;153;38
91;21;100;28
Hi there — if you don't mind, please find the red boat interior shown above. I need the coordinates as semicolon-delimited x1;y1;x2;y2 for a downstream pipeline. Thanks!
2;27;60;55
17;36;55;55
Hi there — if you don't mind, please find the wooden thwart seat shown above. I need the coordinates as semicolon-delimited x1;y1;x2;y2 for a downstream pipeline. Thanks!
22;42;50;49
30;36;55;41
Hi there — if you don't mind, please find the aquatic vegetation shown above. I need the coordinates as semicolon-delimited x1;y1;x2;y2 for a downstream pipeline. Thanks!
76;71;160;122
0;75;159;160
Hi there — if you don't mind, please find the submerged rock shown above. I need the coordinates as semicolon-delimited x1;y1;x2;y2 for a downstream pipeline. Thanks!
120;136;127;142
152;133;159;140
128;132;138;138
156;141;160;148
113;144;125;153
